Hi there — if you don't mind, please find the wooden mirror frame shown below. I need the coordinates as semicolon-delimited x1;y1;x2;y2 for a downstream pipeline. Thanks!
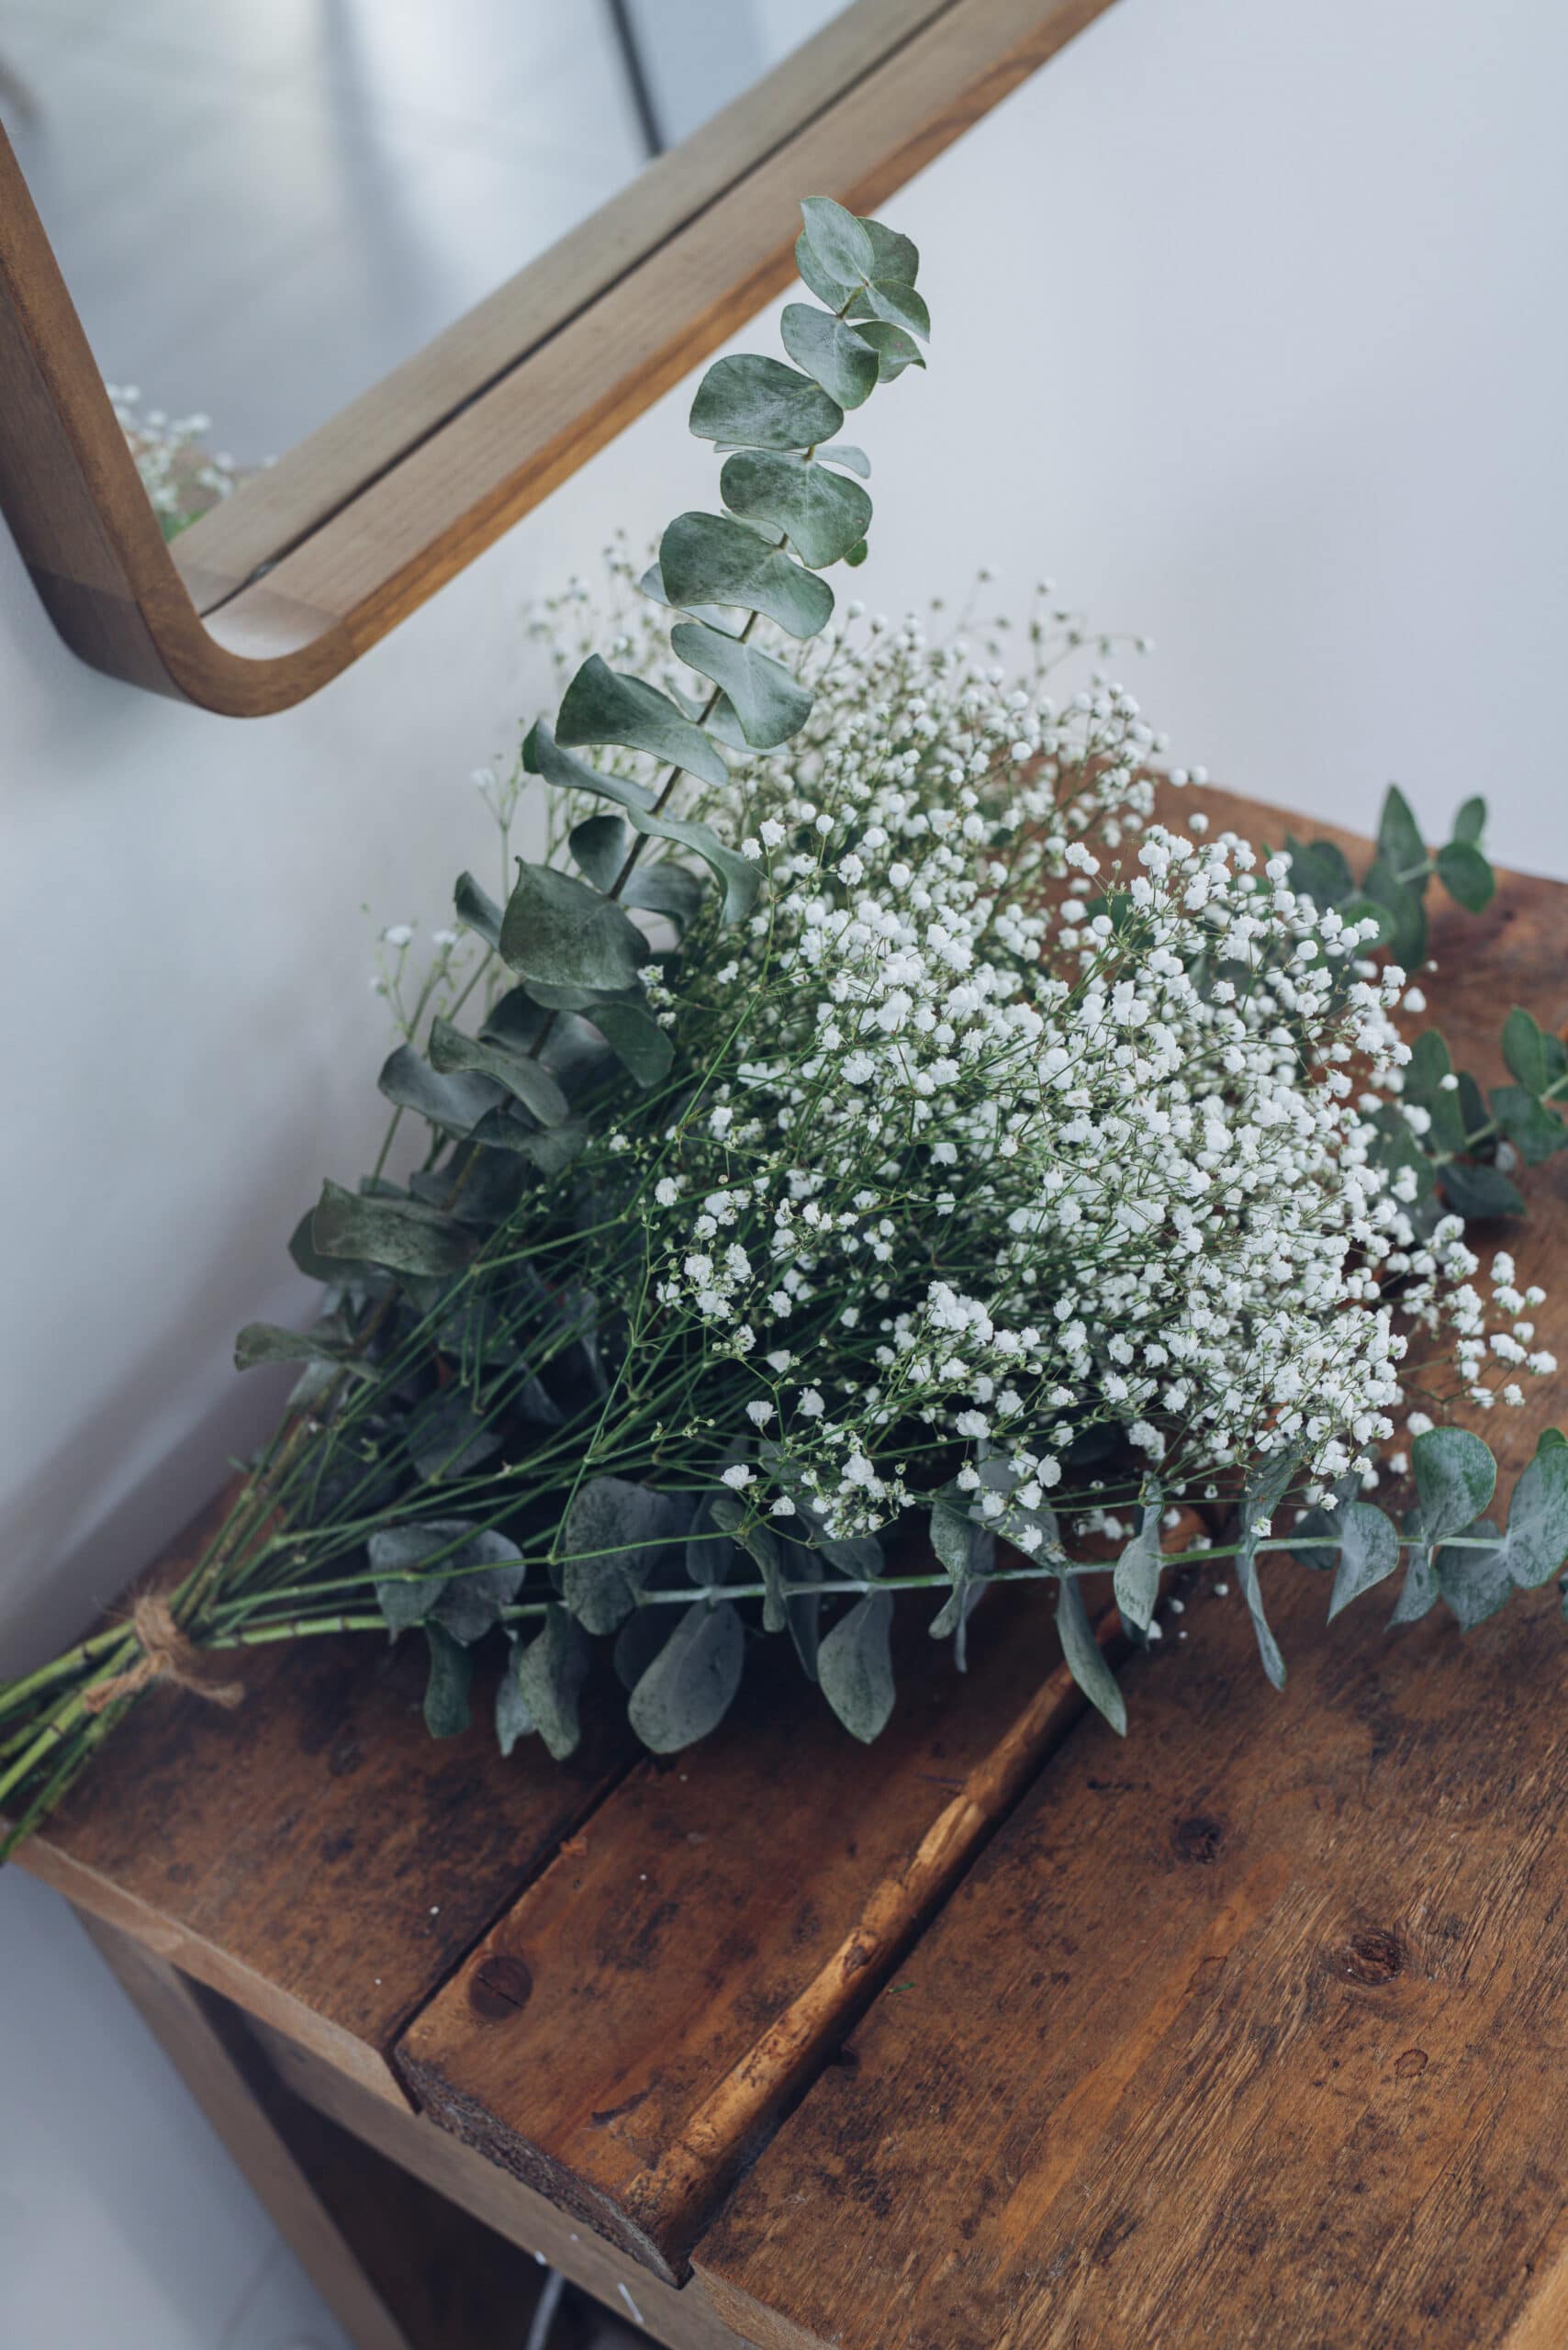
0;0;1111;717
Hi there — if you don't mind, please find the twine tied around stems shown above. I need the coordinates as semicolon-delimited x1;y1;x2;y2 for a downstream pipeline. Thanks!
81;1594;245;1716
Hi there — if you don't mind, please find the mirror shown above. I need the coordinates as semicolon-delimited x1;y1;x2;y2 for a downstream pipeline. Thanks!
0;0;850;520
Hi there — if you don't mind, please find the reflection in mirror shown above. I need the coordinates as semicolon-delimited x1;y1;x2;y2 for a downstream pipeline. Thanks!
0;0;848;509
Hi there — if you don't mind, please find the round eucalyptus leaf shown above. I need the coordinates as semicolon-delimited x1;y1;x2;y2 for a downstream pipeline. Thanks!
557;653;728;789
857;277;930;341
1055;1574;1126;1734
422;1623;473;1739
1435;838;1495;913
817;441;870;477
627;1600;745;1751
689;353;843;453
817;1589;896;1742
797;195;875;287
311;1180;473;1278
1497;1443;1568;1587
850;320;924;382
590;997;675;1089
779;302;878;410
526;724;761;926
1438;1158;1525;1221
1111;1508;1162;1634
659;511;834;641
1412;1426;1497;1541
720;449;873;570
499;863;650;996
1325;1501;1401;1620
670;617;813;748
1435;1520;1510;1630
429;1017;569;1129
512;1605;592;1759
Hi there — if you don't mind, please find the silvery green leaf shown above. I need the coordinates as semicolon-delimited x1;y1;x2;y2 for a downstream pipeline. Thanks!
526;722;761;923
798;195;875;285
625;860;707;932
817;1589;895;1742
721;450;873;570
689;353;843;452
468;1106;590;1174
453;870;504;948
1056;1575;1126;1734
686;1487;739;1591
1289;1506;1339;1572
863;218;918;284
370;1517;480;1635
1361;859;1427;968
1496;1441;1568;1587
513;1604;592;1759
1390;1542;1440;1625
782;1542;824;1681
857;277;930;341
1502;1008;1550;1094
628;1600;745;1752
669;618;813;748
1326;1501;1401;1620
1451;794;1486;844
378;1043;501;1137
287;1205;386;1293
1237;1550;1286;1690
559;1478;689;1632
569;812;625;891
423;1623;473;1738
1377;784;1428;890
659;511;834;640
850;319;924;382
590;997;674;1088
1439;1158;1525;1219
1284;834;1354;907
817;442;869;477
926;1499;993;1661
499;861;650;995
233;1322;366;1377
495;1642;535;1757
1435;1519;1510;1630
429;1017;569;1128
1490;1084;1567;1165
636;558;742;634
779;302;878;409
844;539;868;567
1412;1427;1497;1540
312;1180;473;1278
1435;838;1495;912
712;1497;788;1630
407;1391;505;1490
557;653;728;789
1112;1502;1163;1635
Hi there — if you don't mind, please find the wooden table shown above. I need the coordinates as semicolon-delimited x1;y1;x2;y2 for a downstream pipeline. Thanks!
18;790;1568;2350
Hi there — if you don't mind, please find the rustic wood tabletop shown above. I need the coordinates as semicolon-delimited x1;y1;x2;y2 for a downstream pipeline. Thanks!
20;788;1568;2350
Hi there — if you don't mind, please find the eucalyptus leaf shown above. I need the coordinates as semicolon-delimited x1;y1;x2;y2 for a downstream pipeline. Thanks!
423;1623;473;1738
689;353;843;453
312;1180;473;1278
525;722;761;923
1496;1441;1568;1587
817;1589;895;1742
495;1644;535;1757
779;302;879;409
1284;834;1354;908
797;195;875;285
720;450;873;569
1112;1502;1163;1634
1325;1501;1401;1620
857;277;931;341
1502;1008;1550;1095
1435;838;1495;913
406;1391;505;1490
1436;1519;1511;1630
568;813;626;891
1390;1545;1441;1625
1489;1084;1566;1165
468;1106;591;1174
558;1478;689;1632
670;618;813;748
627;1599;745;1751
429;1018;569;1128
454;870;504;948
659;511;834;640
499;861;650;995
685;1487;739;1591
1056;1575;1126;1734
590;997;675;1087
1439;1158;1525;1220
1451;794;1486;844
557;653;729;789
1376;785;1428;890
1237;1550;1286;1689
817;441;870;477
1361;859;1427;969
233;1322;364;1377
850;320;924;381
513;1604;593;1759
378;1043;501;1137
1412;1426;1496;1541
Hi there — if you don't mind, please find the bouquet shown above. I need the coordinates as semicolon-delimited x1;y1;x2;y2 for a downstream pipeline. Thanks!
4;200;1563;1853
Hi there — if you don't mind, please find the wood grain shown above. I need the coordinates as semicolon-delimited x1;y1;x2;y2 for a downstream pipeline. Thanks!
692;821;1568;2350
397;1572;1141;2281
21;1484;635;2104
0;0;1118;713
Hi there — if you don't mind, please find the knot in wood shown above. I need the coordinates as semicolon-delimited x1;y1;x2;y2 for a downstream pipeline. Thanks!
1172;1813;1225;1864
468;1952;533;2020
1342;1928;1404;1985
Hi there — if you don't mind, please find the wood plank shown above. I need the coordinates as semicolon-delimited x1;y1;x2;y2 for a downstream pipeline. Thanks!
396;1571;1142;2282
691;836;1568;2350
245;2008;752;2350
0;0;1118;712
22;1485;635;2105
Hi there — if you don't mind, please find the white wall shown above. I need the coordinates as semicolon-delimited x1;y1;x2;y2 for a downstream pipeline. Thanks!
3;1;1565;2342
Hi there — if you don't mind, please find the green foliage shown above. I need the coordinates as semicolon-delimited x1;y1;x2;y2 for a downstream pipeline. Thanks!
817;1589;896;1741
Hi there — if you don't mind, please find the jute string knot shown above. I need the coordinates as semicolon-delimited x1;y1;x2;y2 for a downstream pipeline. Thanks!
82;1593;246;1716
